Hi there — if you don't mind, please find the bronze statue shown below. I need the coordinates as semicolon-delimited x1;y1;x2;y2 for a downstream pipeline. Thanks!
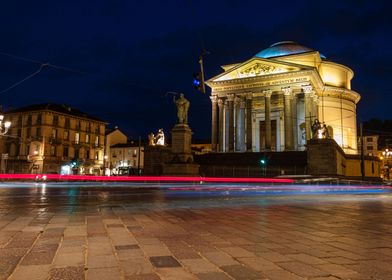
173;93;190;124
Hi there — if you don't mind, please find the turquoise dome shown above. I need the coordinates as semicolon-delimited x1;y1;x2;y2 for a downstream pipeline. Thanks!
255;41;326;59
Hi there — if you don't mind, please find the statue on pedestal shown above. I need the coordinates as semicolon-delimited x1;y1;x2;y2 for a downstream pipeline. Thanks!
173;93;190;124
148;129;165;146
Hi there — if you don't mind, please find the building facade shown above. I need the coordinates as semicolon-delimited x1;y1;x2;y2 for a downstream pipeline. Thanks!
109;142;144;175
3;103;106;174
206;41;361;154
358;135;379;156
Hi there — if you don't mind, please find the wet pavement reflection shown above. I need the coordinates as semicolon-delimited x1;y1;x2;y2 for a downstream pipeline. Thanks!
1;182;392;280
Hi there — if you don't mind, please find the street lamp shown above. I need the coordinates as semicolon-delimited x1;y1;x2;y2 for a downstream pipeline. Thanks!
0;113;11;136
260;158;267;177
382;149;392;180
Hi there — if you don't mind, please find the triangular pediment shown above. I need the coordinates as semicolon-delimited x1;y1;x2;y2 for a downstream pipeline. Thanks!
209;57;312;83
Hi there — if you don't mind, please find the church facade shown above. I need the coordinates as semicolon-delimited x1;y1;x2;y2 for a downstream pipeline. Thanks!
206;41;361;154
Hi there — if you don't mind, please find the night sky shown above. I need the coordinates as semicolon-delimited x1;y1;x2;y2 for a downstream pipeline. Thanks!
0;0;390;140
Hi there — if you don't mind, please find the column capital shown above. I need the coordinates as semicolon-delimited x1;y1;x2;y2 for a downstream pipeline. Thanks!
210;95;218;103
227;94;235;102
235;96;242;103
245;92;253;100
263;89;272;98
217;98;224;107
282;86;292;97
302;84;313;95
240;100;246;109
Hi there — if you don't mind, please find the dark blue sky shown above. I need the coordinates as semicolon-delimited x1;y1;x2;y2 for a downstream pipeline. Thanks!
0;0;390;140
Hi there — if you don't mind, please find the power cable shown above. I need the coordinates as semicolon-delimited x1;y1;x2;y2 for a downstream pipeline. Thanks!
0;63;49;95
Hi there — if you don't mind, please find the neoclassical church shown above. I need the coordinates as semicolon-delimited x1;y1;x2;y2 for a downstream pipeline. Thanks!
206;41;360;155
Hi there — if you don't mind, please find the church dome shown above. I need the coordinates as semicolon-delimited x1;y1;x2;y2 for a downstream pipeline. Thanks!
255;41;326;59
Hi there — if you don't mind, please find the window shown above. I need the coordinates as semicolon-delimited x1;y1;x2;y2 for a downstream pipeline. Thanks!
95;136;99;147
76;121;81;130
133;150;137;156
75;132;80;144
36;114;42;125
34;144;40;155
63;147;69;157
65;118;70;128
86;149;90;159
87;123;91;132
51;129;57;138
367;146;373;151
27;115;32;125
36;127;41;137
75;148;79;159
17;115;22;125
64;130;69;140
26;144;30;155
95;151;99;160
85;134;90;143
17;129;21;137
50;145;56;156
366;137;373;142
53;115;59;125
26;127;31;138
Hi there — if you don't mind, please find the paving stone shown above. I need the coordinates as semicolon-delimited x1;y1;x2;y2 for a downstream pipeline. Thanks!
120;258;154;275
220;246;255;258
277;261;330;278
53;252;85;267
0;248;27;278
262;269;306;280
220;264;262;280
87;254;118;268
125;273;161;280
156;268;197;280
115;244;140;250
202;251;239;267
286;253;328;265
237;257;282;271
180;258;218;274
149;256;181;268
48;266;84;280
87;267;122;280
196;272;232;280
8;264;51;280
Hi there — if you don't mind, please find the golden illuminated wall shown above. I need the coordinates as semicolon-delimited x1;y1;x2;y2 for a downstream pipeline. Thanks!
318;96;357;154
319;62;353;89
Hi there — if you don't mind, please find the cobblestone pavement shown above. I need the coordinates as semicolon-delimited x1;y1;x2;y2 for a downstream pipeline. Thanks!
0;184;392;279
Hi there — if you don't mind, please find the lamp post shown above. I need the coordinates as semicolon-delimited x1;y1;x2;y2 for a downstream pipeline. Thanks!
382;149;392;180
0;113;11;136
0;112;11;173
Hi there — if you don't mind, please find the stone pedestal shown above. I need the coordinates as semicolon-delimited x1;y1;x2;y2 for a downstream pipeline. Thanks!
163;124;199;176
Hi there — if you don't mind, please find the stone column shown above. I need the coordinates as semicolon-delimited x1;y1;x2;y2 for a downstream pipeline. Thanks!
228;94;235;152
291;93;298;150
210;95;218;152
246;93;253;152
312;93;319;121
218;98;224;152
282;87;293;150
303;84;313;141
224;100;229;152
239;100;246;152
235;97;241;152
264;90;272;150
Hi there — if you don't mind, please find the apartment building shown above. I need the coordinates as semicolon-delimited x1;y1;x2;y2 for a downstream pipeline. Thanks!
3;103;106;174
